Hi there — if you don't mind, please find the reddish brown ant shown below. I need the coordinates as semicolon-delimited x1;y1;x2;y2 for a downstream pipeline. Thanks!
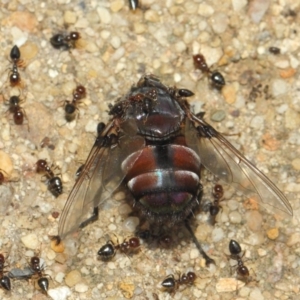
36;159;63;197
228;240;256;284
193;53;225;89
209;184;224;223
161;271;196;293
7;94;29;129
64;85;86;122
97;236;140;261
50;31;81;50
0;253;11;291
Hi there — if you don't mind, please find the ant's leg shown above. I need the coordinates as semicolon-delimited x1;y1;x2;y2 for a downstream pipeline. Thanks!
79;207;99;229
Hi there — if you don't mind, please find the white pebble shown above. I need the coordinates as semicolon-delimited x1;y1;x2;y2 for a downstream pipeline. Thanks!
48;286;71;300
272;79;287;97
227;200;239;211
108;223;117;231
107;261;116;270
190;248;199;259
21;233;39;249
198;4;214;17
97;7;111;24
229;211;242;224
250;115;264;129
211;227;224;242
175;41;187;53
211;12;228;34
248;0;270;24
249;287;264;300
232;0;247;11
75;283;89;293
122;216;139;232
110;36;121;49
85;120;98;133
49;69;59;78
55;272;66;284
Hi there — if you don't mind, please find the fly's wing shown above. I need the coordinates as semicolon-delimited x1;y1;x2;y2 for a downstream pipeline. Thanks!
58;120;145;238
185;114;292;216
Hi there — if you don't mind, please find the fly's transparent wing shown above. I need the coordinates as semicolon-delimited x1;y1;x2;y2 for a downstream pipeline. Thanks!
185;115;292;216
58;121;145;238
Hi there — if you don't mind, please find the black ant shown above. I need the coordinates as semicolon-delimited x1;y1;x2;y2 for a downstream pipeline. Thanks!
97;236;140;261
8;45;24;87
161;272;196;293
36;159;63;197
28;252;50;293
0;253;11;291
129;0;139;10
64;85;86;122
228;240;254;283
7;94;28;128
50;31;81;50
193;53;225;89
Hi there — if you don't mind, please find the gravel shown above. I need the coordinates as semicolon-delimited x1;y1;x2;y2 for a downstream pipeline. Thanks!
0;0;298;299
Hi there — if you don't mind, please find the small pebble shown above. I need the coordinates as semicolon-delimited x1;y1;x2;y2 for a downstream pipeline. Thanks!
0;186;12;215
21;233;39;249
97;7;111;24
249;287;264;300
229;211;242;224
75;283;89;293
222;85;236;104
246;211;263;232
210;110;226;122
271;79;287;97
248;0;270;23
20;42;39;61
123;216;139;232
291;158;300;170
279;68;296;79
267;228;279;240
64;11;77;24
48;286;71;300
55;272;65;284
65;270;82;287
287;232;300;246
216;278;245;292
0;151;13;177
211;227;224;242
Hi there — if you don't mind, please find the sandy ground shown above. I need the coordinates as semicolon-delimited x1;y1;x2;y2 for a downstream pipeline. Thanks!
0;0;299;299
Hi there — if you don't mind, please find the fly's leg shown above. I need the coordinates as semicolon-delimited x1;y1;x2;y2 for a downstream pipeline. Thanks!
79;207;99;229
184;220;215;266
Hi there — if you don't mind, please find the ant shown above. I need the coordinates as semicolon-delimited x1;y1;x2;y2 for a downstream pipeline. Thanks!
36;159;63;197
129;0;139;10
7;94;28;128
28;252;50;293
209;184;224;223
228;239;254;283
50;31;81;50
161;271;196;293
0;253;11;291
97;236;140;261
64;85;86;122
8;45;24;87
193;53;225;89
